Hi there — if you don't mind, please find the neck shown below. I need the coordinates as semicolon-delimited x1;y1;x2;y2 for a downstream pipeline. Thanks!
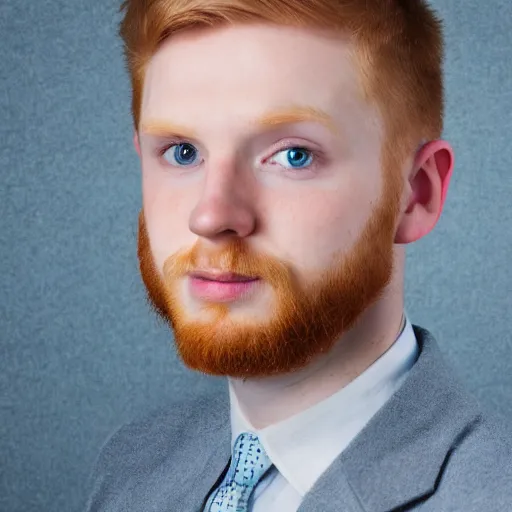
229;280;405;430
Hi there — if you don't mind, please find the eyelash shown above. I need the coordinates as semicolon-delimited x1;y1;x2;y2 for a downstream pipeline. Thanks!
156;140;324;173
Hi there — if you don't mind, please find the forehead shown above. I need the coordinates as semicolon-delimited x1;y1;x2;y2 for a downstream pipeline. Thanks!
141;23;379;136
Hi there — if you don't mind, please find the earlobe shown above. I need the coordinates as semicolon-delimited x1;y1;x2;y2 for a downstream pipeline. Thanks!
133;131;141;156
394;140;454;245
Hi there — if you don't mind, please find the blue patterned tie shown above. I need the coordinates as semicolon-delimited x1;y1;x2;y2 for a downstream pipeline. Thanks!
205;432;273;512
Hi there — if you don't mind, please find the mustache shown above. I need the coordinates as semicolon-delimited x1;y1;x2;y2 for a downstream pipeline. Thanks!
162;238;293;288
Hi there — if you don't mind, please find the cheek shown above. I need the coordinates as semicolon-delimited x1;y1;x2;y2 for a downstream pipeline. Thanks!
265;185;373;271
141;170;197;270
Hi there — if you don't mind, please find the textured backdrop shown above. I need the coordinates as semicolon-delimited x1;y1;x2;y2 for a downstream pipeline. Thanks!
1;1;511;511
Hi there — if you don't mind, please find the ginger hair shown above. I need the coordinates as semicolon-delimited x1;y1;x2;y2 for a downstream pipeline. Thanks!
119;0;444;168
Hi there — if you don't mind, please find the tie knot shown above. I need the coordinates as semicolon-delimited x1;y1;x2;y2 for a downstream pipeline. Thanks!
231;432;272;486
205;432;272;511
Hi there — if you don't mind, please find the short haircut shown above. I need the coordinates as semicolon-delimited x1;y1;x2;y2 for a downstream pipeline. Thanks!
119;0;444;167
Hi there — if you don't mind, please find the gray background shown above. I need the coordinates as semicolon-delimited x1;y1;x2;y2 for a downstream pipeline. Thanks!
1;1;511;511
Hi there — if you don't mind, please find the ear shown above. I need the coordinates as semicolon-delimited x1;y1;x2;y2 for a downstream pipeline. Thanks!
394;140;454;244
133;130;141;156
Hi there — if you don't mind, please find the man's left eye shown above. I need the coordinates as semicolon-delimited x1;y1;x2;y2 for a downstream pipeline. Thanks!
269;148;314;169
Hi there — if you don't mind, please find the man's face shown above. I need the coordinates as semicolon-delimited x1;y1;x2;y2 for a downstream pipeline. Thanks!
137;24;404;379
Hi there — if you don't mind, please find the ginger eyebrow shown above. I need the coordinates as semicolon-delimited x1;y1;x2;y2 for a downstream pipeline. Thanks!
140;105;339;139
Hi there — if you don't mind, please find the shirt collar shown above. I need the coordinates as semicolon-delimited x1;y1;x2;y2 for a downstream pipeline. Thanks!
228;313;419;497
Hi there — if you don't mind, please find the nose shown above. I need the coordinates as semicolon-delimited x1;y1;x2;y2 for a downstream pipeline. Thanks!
189;161;257;240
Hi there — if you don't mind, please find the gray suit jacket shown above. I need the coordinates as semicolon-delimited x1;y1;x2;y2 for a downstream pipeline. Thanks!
86;326;512;511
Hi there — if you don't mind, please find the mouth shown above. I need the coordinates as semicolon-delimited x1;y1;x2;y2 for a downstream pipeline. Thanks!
188;271;259;283
187;271;260;302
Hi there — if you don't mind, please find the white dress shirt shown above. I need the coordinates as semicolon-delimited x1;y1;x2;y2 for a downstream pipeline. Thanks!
227;314;419;511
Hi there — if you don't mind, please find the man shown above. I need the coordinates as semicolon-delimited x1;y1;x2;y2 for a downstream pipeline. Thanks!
86;0;512;510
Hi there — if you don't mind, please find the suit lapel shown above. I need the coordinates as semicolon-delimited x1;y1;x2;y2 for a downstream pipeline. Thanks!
299;325;480;512
299;472;366;512
167;394;232;512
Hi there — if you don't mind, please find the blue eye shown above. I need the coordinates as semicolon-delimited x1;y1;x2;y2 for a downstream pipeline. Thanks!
270;147;313;169
162;143;199;166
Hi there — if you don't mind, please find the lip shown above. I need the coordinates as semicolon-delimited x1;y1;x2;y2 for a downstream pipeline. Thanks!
188;271;260;302
189;270;257;282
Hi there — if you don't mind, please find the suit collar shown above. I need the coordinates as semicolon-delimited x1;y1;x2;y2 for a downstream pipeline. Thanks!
299;325;481;512
176;394;231;512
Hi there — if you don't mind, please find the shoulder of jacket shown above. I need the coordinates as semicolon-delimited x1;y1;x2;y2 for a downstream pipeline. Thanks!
96;392;227;470
437;408;512;492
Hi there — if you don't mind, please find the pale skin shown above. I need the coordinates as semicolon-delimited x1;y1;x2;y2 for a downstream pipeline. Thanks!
133;24;454;429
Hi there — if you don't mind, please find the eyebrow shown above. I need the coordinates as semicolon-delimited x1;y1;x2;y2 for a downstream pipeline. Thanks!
253;105;339;134
140;105;339;138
